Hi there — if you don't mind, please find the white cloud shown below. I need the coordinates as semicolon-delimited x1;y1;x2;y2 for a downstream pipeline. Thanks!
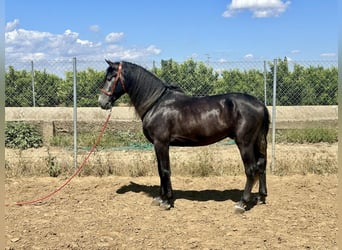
6;19;20;32
146;45;161;55
105;32;124;43
320;52;336;58
105;45;161;60
5;20;161;61
21;52;46;61
89;25;100;32
223;0;291;18
244;53;254;59
6;28;53;57
290;49;300;54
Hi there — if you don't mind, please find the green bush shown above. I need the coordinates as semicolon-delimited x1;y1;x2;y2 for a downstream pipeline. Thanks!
5;121;43;149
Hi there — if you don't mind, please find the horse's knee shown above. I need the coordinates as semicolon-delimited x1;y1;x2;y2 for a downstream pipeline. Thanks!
160;168;171;178
256;157;266;172
257;157;266;166
245;164;258;178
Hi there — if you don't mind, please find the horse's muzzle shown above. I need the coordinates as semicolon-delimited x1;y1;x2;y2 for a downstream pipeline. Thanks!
100;103;112;110
98;95;112;110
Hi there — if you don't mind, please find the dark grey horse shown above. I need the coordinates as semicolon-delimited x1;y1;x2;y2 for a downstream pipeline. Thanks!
98;60;269;212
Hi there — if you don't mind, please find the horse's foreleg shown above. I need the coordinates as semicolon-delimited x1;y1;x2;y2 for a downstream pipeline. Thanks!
152;142;173;210
235;173;257;213
235;144;258;213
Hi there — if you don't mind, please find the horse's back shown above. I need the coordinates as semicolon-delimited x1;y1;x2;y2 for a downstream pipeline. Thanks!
142;91;267;147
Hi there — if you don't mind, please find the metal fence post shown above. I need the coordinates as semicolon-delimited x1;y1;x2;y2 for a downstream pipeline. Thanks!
271;59;277;172
73;57;77;169
263;60;267;105
31;61;35;107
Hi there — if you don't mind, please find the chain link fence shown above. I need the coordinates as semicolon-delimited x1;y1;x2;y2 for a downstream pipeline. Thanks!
5;58;338;107
5;57;338;175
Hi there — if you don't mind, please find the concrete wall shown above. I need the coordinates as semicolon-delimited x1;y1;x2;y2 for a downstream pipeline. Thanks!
5;107;141;144
5;107;137;122
272;106;338;129
5;106;338;144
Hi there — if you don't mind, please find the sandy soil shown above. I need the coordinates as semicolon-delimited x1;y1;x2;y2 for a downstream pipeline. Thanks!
5;173;337;249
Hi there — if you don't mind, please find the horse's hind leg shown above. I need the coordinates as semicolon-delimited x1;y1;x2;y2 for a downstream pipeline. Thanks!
255;135;267;204
254;161;266;203
255;144;267;204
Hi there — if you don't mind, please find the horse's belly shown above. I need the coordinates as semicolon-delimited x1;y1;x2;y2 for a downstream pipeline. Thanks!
170;132;229;147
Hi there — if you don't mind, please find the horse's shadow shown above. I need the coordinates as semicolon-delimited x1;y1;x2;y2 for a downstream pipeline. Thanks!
116;181;256;206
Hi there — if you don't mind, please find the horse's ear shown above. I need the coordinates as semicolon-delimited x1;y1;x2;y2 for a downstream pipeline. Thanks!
105;59;115;67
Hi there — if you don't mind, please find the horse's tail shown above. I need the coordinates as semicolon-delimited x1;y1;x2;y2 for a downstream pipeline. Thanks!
262;106;270;141
256;105;270;162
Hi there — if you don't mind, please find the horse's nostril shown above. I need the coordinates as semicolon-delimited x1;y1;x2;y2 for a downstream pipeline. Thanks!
100;103;111;110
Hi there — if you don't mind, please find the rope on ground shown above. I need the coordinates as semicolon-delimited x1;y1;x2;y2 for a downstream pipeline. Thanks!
5;109;112;207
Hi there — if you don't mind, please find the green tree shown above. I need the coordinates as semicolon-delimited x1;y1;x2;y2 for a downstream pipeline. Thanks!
178;59;218;96
153;59;179;83
63;68;105;107
77;68;104;106
323;67;338;105
57;72;73;107
5;59;337;107
34;70;62;106
267;57;292;105
5;66;32;106
286;64;306;105
217;69;264;96
267;58;337;105
301;66;337;105
154;59;218;96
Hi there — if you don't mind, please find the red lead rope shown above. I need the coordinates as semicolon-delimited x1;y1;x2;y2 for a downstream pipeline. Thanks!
6;110;112;207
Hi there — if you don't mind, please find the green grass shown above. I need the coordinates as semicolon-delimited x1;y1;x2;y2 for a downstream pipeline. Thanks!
50;130;149;148
6;127;337;178
275;128;337;144
51;127;338;150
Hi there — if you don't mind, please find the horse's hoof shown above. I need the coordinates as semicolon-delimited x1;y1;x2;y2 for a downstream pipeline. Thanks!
256;196;266;205
234;204;246;214
159;201;171;210
151;197;172;210
151;197;163;206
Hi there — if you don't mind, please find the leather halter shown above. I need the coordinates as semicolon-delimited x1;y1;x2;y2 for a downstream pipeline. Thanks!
101;62;126;96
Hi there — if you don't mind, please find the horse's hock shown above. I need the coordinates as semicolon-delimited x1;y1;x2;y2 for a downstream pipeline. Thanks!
5;106;338;144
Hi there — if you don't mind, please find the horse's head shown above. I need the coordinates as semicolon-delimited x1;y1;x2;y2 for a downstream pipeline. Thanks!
98;60;126;109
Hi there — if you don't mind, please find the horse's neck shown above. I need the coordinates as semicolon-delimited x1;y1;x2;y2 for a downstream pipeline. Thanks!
127;68;166;118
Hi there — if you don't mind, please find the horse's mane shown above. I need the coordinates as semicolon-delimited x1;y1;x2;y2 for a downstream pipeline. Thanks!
165;84;184;93
122;61;184;117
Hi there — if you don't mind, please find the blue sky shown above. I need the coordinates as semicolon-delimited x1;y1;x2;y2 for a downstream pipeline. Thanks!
5;0;338;63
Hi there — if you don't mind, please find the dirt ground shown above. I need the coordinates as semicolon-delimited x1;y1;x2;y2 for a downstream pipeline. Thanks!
5;142;338;249
5;172;337;249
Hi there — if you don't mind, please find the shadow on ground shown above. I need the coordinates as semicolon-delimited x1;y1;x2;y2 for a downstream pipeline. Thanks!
116;181;246;203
